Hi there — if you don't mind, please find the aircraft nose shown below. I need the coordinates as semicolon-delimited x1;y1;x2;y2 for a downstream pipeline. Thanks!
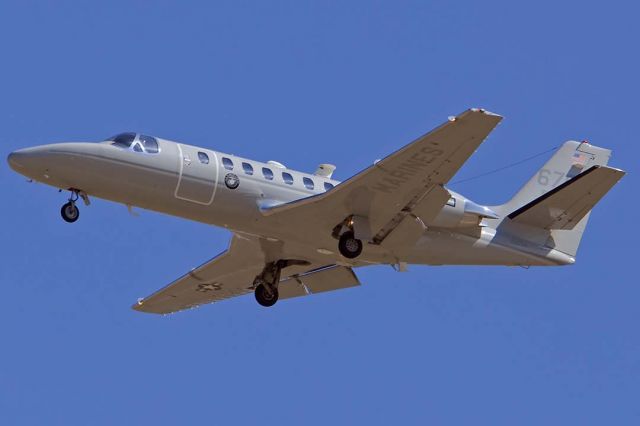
7;146;51;176
7;149;28;171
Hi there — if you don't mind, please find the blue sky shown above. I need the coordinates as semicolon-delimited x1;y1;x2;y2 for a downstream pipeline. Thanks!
0;1;638;424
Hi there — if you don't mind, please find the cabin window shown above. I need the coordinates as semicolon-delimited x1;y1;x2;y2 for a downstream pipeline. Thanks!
242;162;254;175
262;167;274;180
198;152;209;164
303;177;314;190
139;135;159;154
446;197;456;207
222;157;234;170
324;182;334;191
282;172;294;185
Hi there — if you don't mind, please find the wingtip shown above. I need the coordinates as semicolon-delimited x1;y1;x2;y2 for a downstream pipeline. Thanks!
131;298;152;313
469;107;502;117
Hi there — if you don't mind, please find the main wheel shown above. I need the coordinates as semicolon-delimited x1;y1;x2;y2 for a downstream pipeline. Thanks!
338;231;363;259
61;202;80;223
255;283;279;307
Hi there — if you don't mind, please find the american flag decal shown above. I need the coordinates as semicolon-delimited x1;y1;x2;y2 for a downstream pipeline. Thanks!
572;151;588;168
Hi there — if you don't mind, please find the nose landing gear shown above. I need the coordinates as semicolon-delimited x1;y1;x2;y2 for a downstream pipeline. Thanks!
61;201;80;223
60;189;89;223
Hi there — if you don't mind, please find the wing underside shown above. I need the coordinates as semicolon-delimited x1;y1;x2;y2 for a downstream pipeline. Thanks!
260;108;503;247
133;234;361;314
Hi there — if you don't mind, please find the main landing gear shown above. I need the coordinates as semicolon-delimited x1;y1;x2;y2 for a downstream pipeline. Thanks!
338;231;363;259
255;282;279;307
60;189;89;223
253;259;309;307
253;260;283;307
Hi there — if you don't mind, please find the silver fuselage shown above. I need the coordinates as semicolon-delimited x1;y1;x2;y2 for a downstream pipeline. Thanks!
7;138;573;268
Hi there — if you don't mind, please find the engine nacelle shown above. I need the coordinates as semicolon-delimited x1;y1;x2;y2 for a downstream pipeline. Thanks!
422;193;499;229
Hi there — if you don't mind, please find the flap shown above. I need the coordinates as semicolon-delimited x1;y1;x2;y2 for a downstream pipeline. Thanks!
279;266;360;299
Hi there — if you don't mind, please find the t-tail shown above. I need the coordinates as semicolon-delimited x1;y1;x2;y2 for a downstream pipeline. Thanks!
493;141;625;259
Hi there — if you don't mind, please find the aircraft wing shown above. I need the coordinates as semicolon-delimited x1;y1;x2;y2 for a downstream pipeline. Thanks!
262;108;502;244
133;234;265;314
133;234;360;314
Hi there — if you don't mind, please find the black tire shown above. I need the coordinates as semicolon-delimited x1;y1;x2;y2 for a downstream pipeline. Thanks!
255;283;279;307
61;202;80;223
338;231;363;259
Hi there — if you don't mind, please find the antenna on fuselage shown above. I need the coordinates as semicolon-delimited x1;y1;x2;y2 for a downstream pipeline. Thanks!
267;160;286;169
314;164;336;179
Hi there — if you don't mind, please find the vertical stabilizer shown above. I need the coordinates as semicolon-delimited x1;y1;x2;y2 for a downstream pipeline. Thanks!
496;141;615;257
501;141;612;212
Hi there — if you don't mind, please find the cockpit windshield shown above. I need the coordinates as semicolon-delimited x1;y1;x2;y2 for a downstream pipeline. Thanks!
108;133;159;154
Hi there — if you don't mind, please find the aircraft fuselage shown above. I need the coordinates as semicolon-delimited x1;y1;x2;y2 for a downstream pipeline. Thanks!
7;136;574;268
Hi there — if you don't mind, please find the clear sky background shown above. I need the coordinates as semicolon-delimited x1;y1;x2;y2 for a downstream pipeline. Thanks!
0;1;638;424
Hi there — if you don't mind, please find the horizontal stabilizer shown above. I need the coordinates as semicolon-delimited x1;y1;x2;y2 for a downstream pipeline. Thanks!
507;165;624;230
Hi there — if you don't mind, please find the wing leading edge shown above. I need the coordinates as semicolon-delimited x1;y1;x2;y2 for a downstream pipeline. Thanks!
133;234;361;314
133;234;266;314
260;108;502;246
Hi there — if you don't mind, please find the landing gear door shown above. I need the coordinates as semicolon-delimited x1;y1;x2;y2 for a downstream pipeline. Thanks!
174;144;219;205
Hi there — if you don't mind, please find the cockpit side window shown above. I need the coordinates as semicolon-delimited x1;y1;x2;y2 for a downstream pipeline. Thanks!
110;133;159;154
110;132;137;148
139;135;159;154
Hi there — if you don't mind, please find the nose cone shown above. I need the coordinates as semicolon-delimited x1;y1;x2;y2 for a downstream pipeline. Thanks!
7;149;28;171
7;146;51;178
8;143;104;185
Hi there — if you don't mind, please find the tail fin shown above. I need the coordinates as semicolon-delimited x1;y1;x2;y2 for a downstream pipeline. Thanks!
496;141;623;257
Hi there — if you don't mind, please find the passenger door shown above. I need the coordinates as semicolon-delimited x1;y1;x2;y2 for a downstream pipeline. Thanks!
174;144;218;205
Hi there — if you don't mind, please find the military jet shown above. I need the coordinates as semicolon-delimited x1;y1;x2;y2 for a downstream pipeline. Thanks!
7;109;624;313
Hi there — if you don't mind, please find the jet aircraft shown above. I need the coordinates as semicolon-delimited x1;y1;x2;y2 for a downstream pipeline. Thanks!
7;109;625;313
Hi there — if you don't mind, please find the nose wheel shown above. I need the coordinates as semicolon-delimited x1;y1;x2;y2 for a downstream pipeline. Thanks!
61;201;80;223
60;189;89;223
